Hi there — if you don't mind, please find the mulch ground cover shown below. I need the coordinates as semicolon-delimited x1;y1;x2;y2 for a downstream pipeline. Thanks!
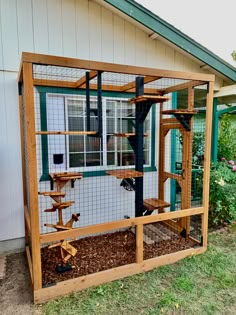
41;230;197;286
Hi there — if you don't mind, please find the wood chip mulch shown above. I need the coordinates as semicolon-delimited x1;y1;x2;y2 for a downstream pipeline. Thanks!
41;230;198;286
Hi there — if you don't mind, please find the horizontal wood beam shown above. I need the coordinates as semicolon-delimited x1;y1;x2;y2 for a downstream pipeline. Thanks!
121;75;161;92
21;52;215;82
33;79;161;95
34;246;206;304
34;79;75;88
75;70;97;88
40;207;204;244
161;80;206;95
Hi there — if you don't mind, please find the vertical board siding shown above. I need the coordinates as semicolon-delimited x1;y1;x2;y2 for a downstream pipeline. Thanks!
89;1;102;61
0;0;19;71
135;28;146;66
0;71;11;240
62;0;77;58
32;0;49;54
145;36;156;68
47;0;63;56
101;7;113;63
0;72;24;241
113;15;125;64
124;21;135;65
0;0;218;74
17;0;34;54
0;3;3;70
75;0;89;59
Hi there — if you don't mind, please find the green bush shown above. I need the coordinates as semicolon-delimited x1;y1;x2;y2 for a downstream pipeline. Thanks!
218;114;236;161
208;161;236;227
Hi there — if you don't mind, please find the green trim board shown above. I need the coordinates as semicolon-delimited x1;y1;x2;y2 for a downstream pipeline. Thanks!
37;86;156;180
104;0;236;82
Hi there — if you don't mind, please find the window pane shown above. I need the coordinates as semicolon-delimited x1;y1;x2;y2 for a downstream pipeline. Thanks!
144;150;149;164
118;152;135;166
86;153;101;167
107;152;115;165
68;117;84;131
86;136;101;152
107;118;115;133
107;135;115;151
69;153;84;167
69;135;84;152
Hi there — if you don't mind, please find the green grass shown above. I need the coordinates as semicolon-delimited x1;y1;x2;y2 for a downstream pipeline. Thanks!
42;225;236;315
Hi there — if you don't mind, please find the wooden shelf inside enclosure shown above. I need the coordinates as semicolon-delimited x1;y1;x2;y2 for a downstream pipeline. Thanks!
143;198;170;211
38;191;66;197
129;94;170;104
113;133;148;138
162;109;198;115
35;131;97;135
106;169;143;179
49;172;83;181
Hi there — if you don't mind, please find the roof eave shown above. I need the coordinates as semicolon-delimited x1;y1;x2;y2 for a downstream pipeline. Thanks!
104;0;236;82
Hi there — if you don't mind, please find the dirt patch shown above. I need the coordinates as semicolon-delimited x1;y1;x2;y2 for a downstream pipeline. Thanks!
0;252;40;315
41;230;198;286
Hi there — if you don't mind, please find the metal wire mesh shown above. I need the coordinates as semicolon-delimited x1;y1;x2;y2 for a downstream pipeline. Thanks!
17;62;211;285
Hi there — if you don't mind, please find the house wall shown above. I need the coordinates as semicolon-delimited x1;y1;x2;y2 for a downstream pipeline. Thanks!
0;0;223;244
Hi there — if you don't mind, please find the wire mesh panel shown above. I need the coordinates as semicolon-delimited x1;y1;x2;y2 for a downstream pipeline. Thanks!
19;54;214;298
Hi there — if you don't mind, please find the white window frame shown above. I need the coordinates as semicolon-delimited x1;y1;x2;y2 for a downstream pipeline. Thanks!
47;93;152;173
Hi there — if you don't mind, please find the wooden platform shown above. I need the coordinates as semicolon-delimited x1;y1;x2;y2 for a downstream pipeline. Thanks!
162;109;198;115
49;172;83;181
129;95;170;104
35;131;97;135
106;169;143;179
144;198;170;211
113;133;148;137
44;201;75;212
38;191;66;197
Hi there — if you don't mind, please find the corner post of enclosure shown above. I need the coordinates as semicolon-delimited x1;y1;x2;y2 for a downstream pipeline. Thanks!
22;62;42;291
202;80;214;247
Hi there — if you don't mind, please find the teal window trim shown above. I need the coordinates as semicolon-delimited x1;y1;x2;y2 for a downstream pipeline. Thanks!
37;86;156;181
170;92;177;211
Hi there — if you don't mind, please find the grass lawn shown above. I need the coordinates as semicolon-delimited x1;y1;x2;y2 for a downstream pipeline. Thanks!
42;224;236;315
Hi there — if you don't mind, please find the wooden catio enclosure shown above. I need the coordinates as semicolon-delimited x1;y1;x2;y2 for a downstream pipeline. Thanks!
18;52;214;303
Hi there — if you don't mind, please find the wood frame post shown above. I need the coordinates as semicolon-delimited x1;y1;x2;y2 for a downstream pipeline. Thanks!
23;62;42;290
180;87;194;234
202;81;214;246
136;224;144;263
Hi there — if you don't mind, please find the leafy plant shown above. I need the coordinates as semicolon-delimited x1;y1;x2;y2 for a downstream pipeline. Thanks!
208;161;236;226
179;132;205;166
218;114;236;161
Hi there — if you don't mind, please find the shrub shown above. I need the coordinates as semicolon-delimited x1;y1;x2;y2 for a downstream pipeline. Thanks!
218;114;236;161
208;160;236;227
